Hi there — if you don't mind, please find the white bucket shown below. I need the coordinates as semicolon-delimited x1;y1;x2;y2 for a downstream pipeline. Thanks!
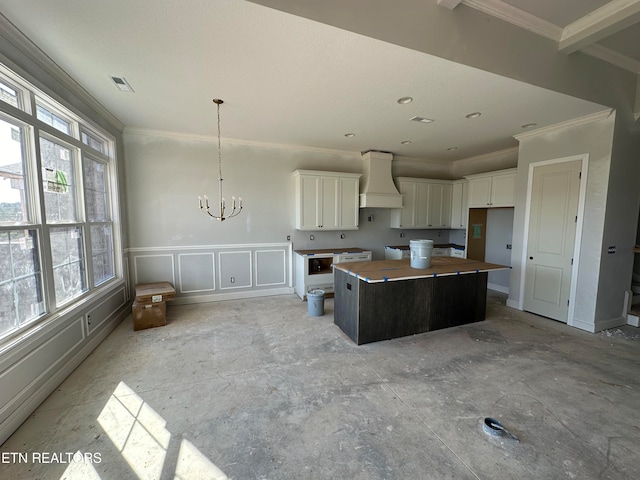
410;239;434;269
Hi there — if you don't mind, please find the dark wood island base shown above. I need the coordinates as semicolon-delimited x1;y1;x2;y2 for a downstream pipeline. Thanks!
333;257;506;345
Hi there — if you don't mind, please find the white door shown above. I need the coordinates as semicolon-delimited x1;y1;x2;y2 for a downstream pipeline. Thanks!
524;160;582;322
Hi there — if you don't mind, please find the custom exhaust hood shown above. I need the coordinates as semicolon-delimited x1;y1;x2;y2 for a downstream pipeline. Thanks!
359;151;403;208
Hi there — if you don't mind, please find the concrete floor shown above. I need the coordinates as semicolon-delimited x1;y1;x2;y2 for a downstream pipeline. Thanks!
1;292;640;479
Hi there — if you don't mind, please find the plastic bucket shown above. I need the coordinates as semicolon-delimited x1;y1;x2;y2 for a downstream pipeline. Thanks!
410;239;434;269
307;289;325;316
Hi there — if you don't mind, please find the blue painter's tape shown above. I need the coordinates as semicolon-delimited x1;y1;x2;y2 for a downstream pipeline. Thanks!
433;272;437;277
383;276;389;282
456;271;460;275
365;277;370;282
475;269;479;273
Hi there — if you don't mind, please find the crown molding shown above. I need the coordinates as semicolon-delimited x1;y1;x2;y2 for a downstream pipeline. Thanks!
514;109;614;141
462;0;562;41
452;146;519;168
123;127;362;158
582;44;640;74
0;14;125;132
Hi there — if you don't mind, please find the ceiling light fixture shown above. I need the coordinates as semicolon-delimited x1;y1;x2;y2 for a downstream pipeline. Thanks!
198;99;243;222
521;123;538;129
401;140;412;145
465;112;481;119
397;96;413;104
344;133;355;138
447;147;458;151
410;116;434;124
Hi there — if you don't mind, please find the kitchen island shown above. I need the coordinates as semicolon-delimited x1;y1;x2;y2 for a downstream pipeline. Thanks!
333;256;508;344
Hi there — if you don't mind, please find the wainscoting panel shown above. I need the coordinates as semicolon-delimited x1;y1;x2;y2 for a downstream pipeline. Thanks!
255;249;287;287
86;287;126;335
127;243;293;304
178;253;215;293
134;254;175;285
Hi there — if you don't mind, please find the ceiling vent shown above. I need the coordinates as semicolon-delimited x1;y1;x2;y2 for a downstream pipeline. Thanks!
109;75;134;92
359;151;403;209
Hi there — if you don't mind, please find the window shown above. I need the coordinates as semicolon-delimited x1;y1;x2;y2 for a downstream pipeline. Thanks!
40;136;78;223
0;62;120;340
36;103;72;136
0;229;44;336
0;117;28;224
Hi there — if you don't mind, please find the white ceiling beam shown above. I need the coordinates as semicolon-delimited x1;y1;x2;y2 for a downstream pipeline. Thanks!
559;0;640;54
437;0;463;10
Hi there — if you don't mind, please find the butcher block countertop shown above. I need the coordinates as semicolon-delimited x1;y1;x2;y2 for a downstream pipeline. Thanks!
294;247;369;255
333;256;508;283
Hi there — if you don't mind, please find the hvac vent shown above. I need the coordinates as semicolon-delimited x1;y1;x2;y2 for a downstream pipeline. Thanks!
109;76;134;93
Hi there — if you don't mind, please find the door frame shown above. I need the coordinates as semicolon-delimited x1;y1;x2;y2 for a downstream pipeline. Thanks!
518;154;589;326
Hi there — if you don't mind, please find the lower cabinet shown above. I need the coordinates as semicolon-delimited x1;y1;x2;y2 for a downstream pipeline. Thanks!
295;250;372;299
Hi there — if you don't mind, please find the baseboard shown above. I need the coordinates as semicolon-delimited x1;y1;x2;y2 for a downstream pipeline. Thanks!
488;283;509;294
506;299;520;309
570;314;627;333
171;287;295;306
0;307;129;445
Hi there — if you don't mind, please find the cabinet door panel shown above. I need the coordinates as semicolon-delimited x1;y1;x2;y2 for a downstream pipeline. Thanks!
451;182;463;228
299;176;319;229
468;177;492;207
320;177;339;229
440;184;452;228
339;177;359;229
415;182;429;228
490;174;515;207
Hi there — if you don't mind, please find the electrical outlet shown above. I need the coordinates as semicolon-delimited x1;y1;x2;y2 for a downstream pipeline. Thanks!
506;244;512;250
400;232;405;238
368;215;373;222
608;246;616;254
310;235;314;240
340;233;345;239
230;277;235;283
287;235;291;241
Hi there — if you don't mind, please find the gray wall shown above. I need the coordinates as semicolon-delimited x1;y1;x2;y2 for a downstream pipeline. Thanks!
123;131;461;261
509;114;618;331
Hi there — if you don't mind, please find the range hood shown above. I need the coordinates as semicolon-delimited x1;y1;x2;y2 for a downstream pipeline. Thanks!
359;151;403;208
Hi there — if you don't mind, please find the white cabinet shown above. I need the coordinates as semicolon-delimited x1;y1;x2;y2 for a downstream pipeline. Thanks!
450;180;468;229
294;249;372;299
390;178;452;229
466;169;516;208
294;170;361;230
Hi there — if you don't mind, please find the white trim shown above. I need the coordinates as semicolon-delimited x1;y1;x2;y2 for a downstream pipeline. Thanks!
514;110;614;141
462;0;562;41
559;0;640;54
0;14;124;131
255;249;287;287
177;252;216;294
488;283;509;294
518;154;589;327
218;250;253;290
171;287;294;305
133;253;175;286
438;0;463;9
582;44;640;74
126;242;292;254
452;146;518;170
123;127;362;158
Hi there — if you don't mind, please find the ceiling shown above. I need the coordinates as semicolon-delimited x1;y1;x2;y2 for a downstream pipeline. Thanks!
0;0;631;161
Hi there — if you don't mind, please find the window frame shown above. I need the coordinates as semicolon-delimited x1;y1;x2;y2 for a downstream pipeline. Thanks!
0;62;122;342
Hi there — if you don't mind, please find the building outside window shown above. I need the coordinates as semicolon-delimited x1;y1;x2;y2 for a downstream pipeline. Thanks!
0;65;120;339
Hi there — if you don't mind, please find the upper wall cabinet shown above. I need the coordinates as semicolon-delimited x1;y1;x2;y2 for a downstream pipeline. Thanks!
390;178;452;229
294;170;362;231
450;180;468;229
466;168;516;208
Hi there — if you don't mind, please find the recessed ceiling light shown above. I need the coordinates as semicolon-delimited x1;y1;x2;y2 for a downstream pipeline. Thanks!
344;133;355;138
521;123;538;129
397;97;413;104
401;140;412;145
447;147;458;151
465;112;481;119
410;116;434;124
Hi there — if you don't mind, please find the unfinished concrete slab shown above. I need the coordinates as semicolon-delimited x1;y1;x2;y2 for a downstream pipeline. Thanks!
1;292;639;479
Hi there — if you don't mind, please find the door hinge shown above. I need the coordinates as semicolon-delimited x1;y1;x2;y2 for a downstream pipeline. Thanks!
571;258;573;265
579;171;582;179
567;299;570;306
575;215;577;223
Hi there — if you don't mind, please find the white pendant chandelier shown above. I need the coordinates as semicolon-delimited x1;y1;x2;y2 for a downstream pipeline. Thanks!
198;98;243;221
